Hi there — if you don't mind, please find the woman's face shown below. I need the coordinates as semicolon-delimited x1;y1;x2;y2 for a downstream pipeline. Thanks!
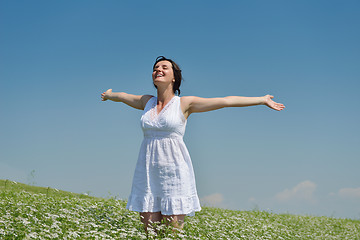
152;60;175;86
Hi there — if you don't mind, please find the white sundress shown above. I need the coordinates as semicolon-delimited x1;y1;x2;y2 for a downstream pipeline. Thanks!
126;96;201;216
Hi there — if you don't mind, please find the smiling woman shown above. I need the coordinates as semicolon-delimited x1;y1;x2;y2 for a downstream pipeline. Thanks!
101;56;285;232
152;56;183;96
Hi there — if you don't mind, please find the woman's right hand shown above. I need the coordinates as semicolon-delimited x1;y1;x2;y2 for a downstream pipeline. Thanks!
101;89;112;101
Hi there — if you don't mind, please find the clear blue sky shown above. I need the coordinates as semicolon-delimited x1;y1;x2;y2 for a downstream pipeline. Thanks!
1;0;359;219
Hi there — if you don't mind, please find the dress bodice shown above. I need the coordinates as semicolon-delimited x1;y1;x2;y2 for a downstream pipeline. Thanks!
141;96;186;139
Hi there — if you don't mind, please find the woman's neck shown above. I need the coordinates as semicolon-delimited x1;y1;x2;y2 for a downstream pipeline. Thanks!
156;87;175;103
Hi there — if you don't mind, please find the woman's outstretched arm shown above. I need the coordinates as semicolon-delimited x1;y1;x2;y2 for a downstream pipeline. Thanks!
181;95;285;118
101;89;153;110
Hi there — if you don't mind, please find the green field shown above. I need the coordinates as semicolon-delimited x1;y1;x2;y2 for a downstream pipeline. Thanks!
1;179;359;239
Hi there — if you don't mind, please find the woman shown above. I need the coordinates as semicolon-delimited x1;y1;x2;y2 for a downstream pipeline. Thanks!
101;56;285;231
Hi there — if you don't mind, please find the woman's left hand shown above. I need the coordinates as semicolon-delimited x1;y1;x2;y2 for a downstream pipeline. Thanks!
263;95;285;111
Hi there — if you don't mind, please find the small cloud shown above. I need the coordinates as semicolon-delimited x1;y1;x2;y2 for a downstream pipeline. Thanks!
201;193;224;207
275;180;317;204
338;187;360;199
248;197;256;203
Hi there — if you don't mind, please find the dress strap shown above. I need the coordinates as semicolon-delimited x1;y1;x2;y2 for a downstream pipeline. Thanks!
144;96;156;111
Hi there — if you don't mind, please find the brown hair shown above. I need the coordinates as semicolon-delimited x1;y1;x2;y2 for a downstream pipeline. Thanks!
153;56;183;96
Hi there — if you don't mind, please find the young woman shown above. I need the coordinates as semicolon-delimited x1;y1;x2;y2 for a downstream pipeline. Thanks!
101;56;285;231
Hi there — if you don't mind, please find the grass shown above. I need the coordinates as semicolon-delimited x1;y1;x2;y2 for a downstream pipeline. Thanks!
0;179;91;198
1;179;359;239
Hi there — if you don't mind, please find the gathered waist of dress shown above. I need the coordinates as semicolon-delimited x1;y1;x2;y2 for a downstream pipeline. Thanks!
143;131;183;139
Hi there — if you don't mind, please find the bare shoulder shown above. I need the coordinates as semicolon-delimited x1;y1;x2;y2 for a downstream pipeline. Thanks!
180;96;195;104
180;96;223;106
140;95;154;108
180;96;195;119
180;96;198;109
180;95;227;114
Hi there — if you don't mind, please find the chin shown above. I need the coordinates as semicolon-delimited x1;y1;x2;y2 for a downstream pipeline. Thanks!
153;79;164;85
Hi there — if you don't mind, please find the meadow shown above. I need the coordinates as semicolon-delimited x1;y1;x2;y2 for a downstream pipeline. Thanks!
1;179;359;239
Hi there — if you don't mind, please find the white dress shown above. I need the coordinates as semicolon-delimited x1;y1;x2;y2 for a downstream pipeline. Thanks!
126;96;201;216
